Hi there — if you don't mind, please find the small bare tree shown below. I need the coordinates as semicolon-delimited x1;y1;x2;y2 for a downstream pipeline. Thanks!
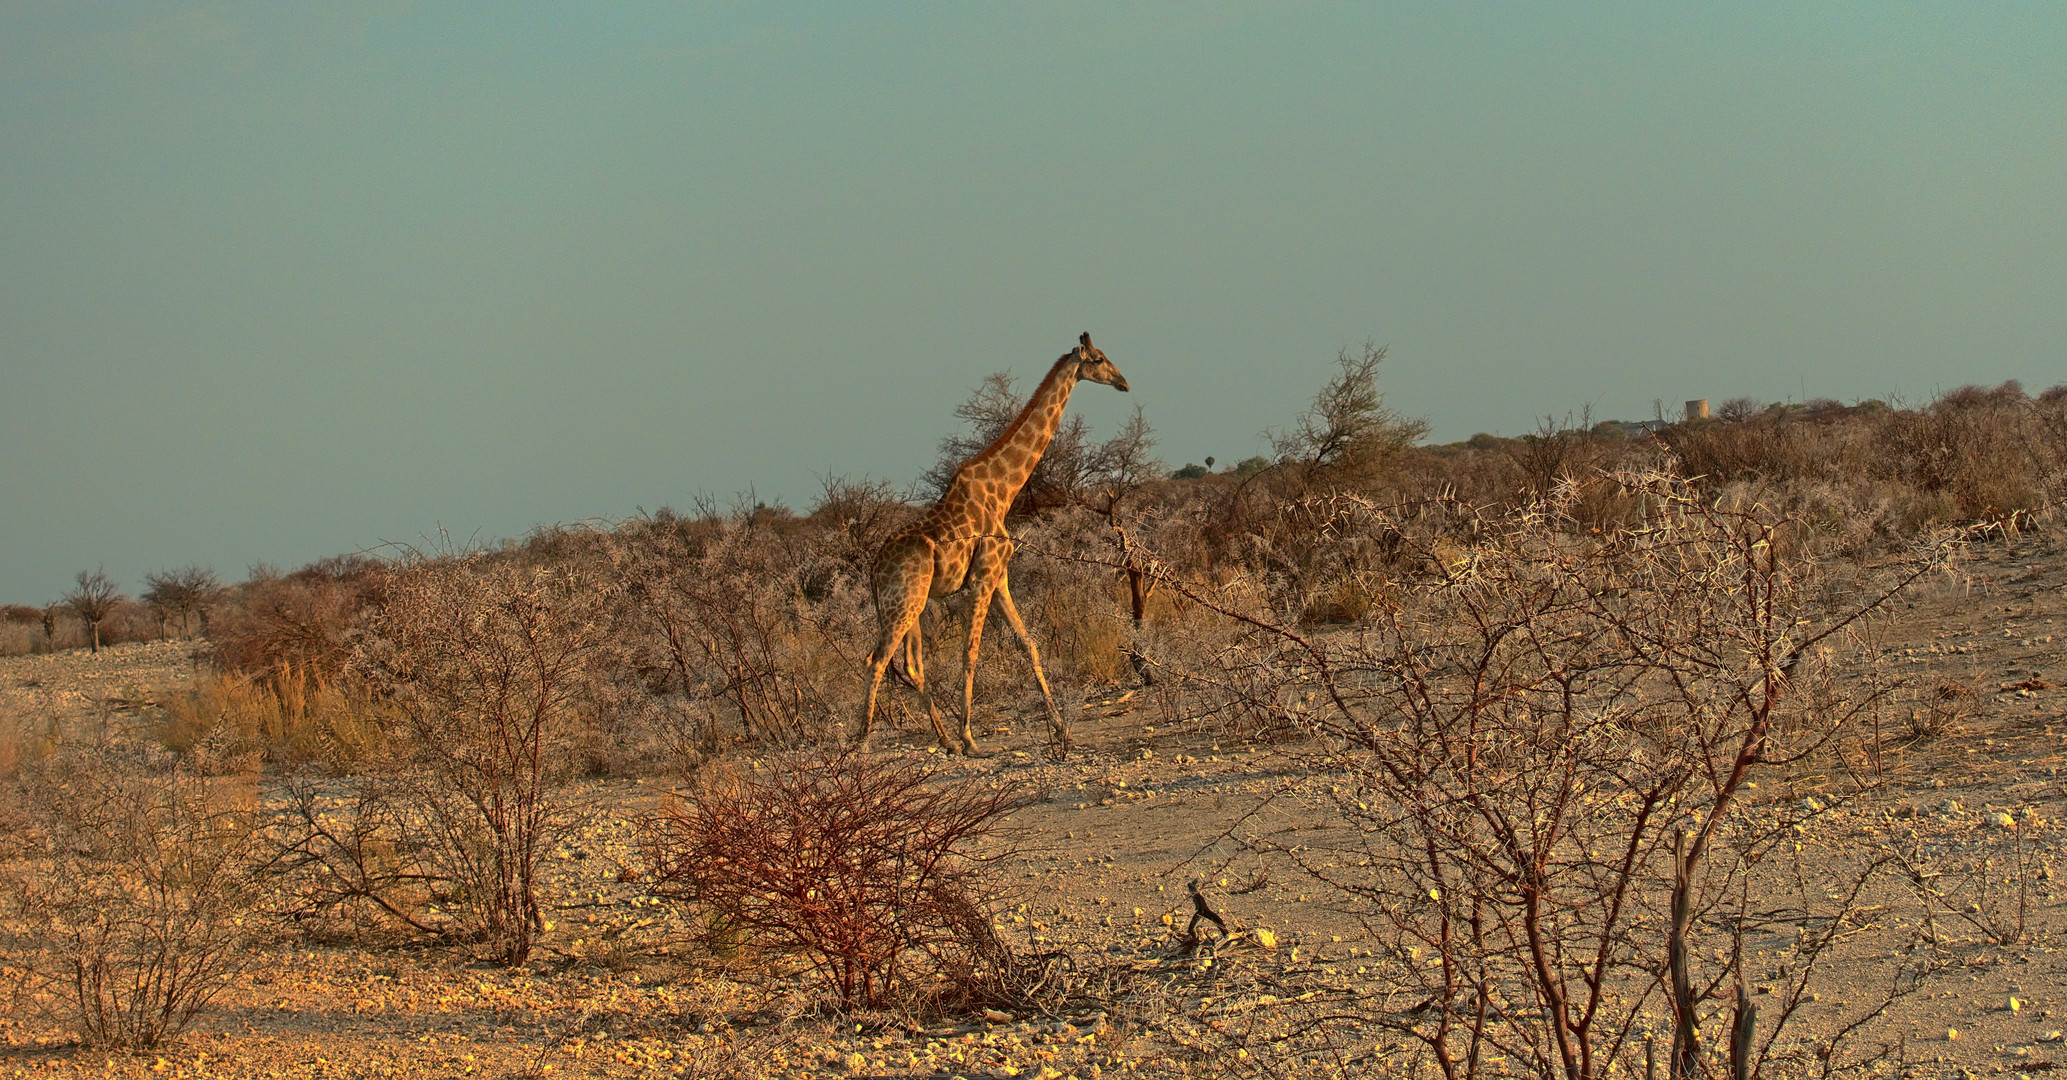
1108;474;1946;1078
1268;342;1429;486
63;567;123;654
142;565;221;638
351;558;602;966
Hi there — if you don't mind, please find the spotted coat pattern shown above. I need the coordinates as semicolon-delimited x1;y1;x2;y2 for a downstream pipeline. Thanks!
859;333;1130;755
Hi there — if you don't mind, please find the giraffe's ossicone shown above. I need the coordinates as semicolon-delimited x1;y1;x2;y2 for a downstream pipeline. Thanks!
860;332;1130;756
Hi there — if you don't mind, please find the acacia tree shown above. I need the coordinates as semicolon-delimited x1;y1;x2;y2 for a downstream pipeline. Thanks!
142;565;221;637
1267;342;1428;487
63;568;123;653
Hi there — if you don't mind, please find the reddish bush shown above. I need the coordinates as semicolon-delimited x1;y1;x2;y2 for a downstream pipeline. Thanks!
642;750;1021;1009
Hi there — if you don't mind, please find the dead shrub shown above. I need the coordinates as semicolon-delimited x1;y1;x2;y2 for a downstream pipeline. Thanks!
1878;382;2058;524
1010;511;1136;690
1299;571;1382;624
1659;411;1822;483
1026;574;1129;690
806;473;919;570
1893;823;2043;950
603;514;869;755
1911;678;1977;739
642;750;1022;1010
1500;414;1649;503
0;622;44;658
349;557;603;965
0;753;260;1048
263;778;448;944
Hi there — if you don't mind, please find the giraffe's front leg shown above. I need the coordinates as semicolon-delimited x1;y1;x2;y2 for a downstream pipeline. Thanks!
960;576;995;757
993;569;1069;757
902;617;963;755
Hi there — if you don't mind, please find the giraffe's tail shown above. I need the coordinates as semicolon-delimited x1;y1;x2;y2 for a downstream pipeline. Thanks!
889;655;920;692
866;631;919;691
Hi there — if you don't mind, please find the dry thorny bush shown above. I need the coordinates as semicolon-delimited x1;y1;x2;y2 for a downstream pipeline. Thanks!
640;749;1026;1011
262;557;607;966
1092;473;1964;1078
0;752;261;1049
600;512;877;756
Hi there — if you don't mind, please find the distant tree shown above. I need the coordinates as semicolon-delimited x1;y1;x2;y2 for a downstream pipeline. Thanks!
142;565;222;637
64;568;124;654
1086;407;1161;496
1716;397;1765;423
1268;343;1428;486
1171;463;1209;480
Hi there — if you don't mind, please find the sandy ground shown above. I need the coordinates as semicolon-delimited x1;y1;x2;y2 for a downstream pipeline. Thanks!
2;534;2065;1079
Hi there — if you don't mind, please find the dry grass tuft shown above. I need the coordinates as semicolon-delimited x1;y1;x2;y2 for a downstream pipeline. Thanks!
157;666;383;772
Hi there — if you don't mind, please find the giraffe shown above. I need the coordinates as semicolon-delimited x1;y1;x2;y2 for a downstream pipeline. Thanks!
860;332;1130;756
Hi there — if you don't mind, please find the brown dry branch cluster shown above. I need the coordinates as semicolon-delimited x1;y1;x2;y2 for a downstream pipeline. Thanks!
642;750;1023;1010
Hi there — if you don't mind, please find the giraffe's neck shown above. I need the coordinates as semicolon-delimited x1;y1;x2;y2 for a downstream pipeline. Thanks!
956;356;1080;510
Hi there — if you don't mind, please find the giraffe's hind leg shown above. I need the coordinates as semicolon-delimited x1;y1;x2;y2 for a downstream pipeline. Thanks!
901;617;964;754
884;631;920;691
863;551;934;750
863;586;967;755
861;636;896;751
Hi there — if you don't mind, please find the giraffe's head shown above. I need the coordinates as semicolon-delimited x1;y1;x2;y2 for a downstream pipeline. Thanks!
1068;332;1130;392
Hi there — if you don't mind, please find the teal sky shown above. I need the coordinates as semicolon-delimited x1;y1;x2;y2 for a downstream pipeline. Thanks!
3;5;2063;603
